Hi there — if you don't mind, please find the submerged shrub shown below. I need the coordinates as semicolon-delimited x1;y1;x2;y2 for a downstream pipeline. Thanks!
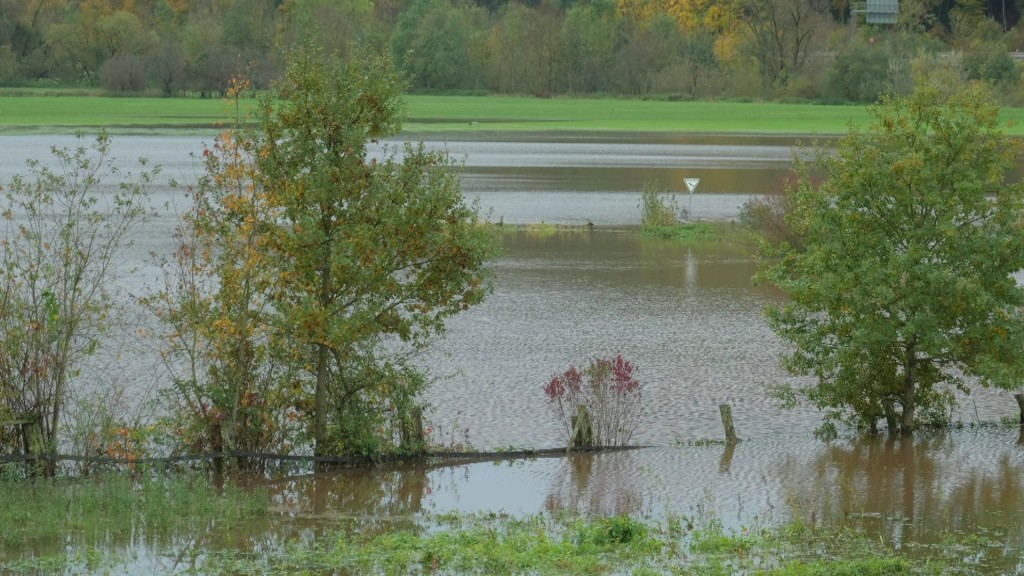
640;180;679;226
738;192;803;252
544;354;644;448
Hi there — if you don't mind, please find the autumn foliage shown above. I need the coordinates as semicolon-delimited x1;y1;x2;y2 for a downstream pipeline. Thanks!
545;354;644;448
150;51;495;462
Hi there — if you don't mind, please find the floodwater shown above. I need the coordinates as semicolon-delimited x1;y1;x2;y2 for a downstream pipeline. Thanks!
1;133;1023;572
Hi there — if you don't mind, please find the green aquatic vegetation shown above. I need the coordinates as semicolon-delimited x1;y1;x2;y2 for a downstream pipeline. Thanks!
497;222;564;237
344;514;661;575
690;526;761;555
640;180;679;227
195;513;984;576
197;513;665;575
0;472;267;549
759;557;914;575
4;503;1017;575
642;220;748;245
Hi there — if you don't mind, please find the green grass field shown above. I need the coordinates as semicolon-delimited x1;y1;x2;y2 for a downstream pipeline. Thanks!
0;95;235;133
404;95;883;134
5;92;1024;136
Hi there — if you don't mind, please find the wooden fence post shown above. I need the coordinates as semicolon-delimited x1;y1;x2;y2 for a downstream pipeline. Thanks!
719;404;739;444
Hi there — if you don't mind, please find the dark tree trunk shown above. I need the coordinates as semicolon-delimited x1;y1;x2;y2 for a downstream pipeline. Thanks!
900;343;916;435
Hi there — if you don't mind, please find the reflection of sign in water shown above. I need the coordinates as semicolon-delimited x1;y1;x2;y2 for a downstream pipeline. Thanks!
685;248;697;289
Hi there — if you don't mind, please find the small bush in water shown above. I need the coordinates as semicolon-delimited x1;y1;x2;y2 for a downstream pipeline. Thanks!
640;180;679;226
544;354;644;448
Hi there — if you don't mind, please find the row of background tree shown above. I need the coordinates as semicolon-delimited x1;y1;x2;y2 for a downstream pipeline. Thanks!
2;0;1024;104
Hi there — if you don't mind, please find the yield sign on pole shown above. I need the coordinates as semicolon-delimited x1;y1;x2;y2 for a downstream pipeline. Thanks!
684;178;700;194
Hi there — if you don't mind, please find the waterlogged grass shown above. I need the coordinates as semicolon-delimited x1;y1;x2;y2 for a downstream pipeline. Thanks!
2;502;1018;575
5;92;1024;136
197;513;664;575
507;222;563;235
0;472;267;550
498;221;754;246
188;511;1014;576
643;220;753;245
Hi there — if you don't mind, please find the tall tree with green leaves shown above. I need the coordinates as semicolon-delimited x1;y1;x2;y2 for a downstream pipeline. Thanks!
762;83;1024;437
254;48;494;456
559;1;620;93
276;0;380;60
391;0;488;91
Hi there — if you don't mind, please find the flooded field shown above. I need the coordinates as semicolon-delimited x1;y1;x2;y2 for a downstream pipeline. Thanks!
1;133;1023;573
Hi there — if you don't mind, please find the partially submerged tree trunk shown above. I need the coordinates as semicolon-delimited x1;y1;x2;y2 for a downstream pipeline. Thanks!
315;343;330;457
314;245;333;459
883;400;898;434
571;405;593;449
901;344;916;435
400;407;424;454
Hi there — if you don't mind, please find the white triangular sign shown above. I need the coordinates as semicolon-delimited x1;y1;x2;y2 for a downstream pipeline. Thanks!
684;178;700;193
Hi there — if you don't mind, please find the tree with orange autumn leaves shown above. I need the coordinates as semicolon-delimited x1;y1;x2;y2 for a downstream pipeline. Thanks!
150;77;290;463
152;50;495;462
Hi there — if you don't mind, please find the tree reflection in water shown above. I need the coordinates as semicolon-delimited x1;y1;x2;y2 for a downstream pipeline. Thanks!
545;452;645;517
777;431;1024;571
263;463;429;532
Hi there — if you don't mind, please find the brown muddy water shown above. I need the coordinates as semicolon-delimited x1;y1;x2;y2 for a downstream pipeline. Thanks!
1;133;1023;572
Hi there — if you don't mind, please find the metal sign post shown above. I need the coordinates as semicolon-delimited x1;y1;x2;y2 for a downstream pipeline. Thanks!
684;178;700;220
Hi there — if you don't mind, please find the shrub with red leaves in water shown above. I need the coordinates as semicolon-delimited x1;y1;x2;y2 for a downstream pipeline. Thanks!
544;354;643;447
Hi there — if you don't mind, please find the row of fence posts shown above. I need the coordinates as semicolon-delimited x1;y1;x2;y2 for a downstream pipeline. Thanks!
567;396;1024;450
6;396;1024;467
569;403;741;450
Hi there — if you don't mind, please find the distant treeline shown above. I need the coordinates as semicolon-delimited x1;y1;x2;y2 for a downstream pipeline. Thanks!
2;0;1024;104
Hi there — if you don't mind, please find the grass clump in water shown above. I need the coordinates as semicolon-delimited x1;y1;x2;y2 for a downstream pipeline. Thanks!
344;513;662;575
640;180;680;228
760;557;912;575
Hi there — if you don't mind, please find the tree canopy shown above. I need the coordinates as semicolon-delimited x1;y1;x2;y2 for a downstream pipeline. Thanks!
152;49;497;460
1;0;1022;102
257;48;496;455
762;83;1024;436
